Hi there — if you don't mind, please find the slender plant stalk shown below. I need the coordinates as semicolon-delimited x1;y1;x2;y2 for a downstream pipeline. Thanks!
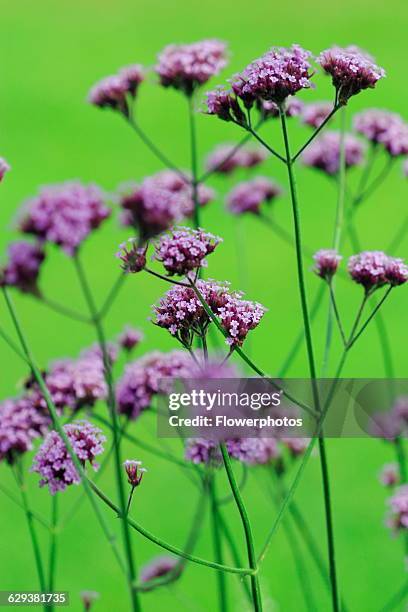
219;444;262;611
210;475;228;611
188;96;200;229
217;511;252;604
98;273;126;320
47;495;58;612
73;255;141;612
291;104;339;162
38;295;91;324
0;484;50;530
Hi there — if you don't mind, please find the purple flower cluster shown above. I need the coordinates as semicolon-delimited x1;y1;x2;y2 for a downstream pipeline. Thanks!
259;97;304;120
205;144;266;174
123;459;147;487
227;177;282;215
379;463;399;487
116;240;147;274
185;437;284;466
31;420;106;494
118;326;143;352
371;396;408;441
348;251;408;291
205;88;247;124
302;131;365;175
116;350;194;419
117;171;214;241
387;485;408;532
317;46;385;105
153;227;222;276
153;279;266;348
19;182;110;255
313;249;342;281
0;241;45;294
354;109;408;157
0;397;50;464
88;64;144;115
155;40;227;95
231;45;313;106
302;102;333;128
0;157;10;181
140;556;178;583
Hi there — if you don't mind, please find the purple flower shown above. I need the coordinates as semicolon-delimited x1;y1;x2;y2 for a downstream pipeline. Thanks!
354;109;403;144
231;45;313;106
348;251;408;291
313;249;342;281
31;420;106;494
155;40;227;95
123;459;147;487
226;438;280;465
227;177;282;215
140;556;178;583
0;157;10;182
119;326;143;352
19;182;110;255
281;437;310;457
378;121;408;157
385;257;408;286
204;87;246;124
185;439;220;464
302;102;333;128
0;397;50;464
259;97;304;120
153;227;222;276
0;241;45;294
116;350;194;419
116;239;147;273
153;279;266;348
387;485;408;532
317;46;385;105
205;144;266;174
117;171;214;240
88;64;144;114
379;463;399;487
302;131;365;175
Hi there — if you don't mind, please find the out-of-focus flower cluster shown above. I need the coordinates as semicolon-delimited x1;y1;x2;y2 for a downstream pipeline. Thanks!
0;241;45;294
88;64;144;115
205;144;267;174
302;131;365;175
227;177;282;215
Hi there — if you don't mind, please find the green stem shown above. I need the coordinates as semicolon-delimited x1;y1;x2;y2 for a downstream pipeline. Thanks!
292;105;339;162
48;495;58;612
38;295;91;324
73;256;141;612
0;483;50;530
98;273;126;320
217;512;252;604
246;127;286;163
220;444;262;611
188;96;200;229
210;475;228;611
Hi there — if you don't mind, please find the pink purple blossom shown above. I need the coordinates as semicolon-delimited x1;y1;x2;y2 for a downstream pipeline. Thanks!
313;249;342;281
317;46;385;105
0;158;10;182
31;420;106;494
259;97;304;120
153;227;222;276
140;556;178;583
185;437;280;466
88;64;144;114
205;144;266;174
0;397;50;464
387;485;408;532
19;182;110;255
348;251;408;291
155;40;227;95
385;257;408;286
227;177;282;215
302;102;333;128
116;240;147;273
123;459;147;487
302;131;365;175
0;241;45;294
379;463;399;487
353;109;403;144
205;87;246;124
116;350;194;419
119;326;143;352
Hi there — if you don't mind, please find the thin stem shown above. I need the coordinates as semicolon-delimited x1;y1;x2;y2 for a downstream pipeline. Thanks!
328;283;347;347
38;295;91;324
388;216;408;253
348;288;393;349
145;267;189;287
98;273;127;320
292;105;339;162
379;580;408;612
88;478;254;575
48;495;58;610
246;127;286;163
0;483;50;530
188;96;200;229
217;512;252;604
209;475;228;611
220;444;262;611
199;133;252;183
73;256;141;612
126;486;136;516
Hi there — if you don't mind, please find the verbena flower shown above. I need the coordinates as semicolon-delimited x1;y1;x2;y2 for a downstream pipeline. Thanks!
353;109;403;144
205;87;246;124
117;171;214;241
0;397;50;465
302;101;333;128
153;279;266;348
302;131;365;175
116;350;194;419
123;459;147;487
205;144;266;174
185;437;280;465
281;437;310;456
118;326;143;352
258;97;304;120
317;46;385;106
348;251;408;292
31;420;106;494
227;177;282;215
377;121;408;157
88;64;144;115
0;157;10;182
153;227;222;276
379;463;399;487
116;239;147;273
385;257;408;286
185;438;220;464
140;556;179;583
313;249;342;281
19;182;110;255
387;485;408;532
0;241;45;294
231;44;313;107
155;40;227;96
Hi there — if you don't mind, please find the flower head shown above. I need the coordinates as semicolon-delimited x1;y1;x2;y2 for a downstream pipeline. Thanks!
317;46;385;105
226;438;280;465
31;420;106;494
140;557;179;583
19;182;110;255
387;485;408;532
123;459;147;487
231;45;313;106
0;241;45;294
119;326;143;352
379;463;399;487
385;257;408;286
227;177;282;215
258;97;304;120
353;109;403;145
0;158;10;182
302;131;365;175
153;227;222;276
205;144;266;174
0;397;50;464
348;251;408;291
204;87;246;124
313;249;342;281
302;102;333;128
156;40;227;95
88;64;144;114
116;240;147;273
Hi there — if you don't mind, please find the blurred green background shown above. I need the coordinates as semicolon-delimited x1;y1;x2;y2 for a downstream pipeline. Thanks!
0;0;407;609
